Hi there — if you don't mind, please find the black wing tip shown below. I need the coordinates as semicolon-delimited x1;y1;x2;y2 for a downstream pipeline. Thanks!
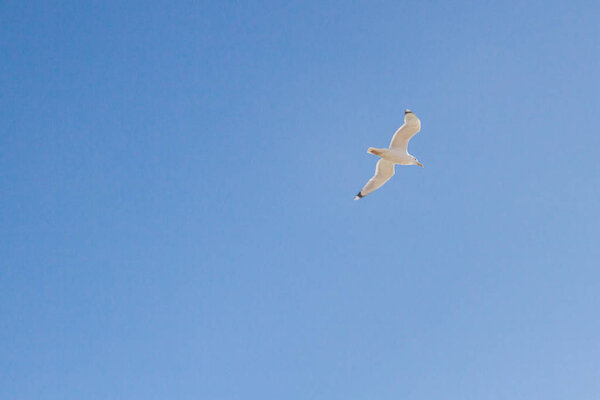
405;109;413;114
354;192;364;200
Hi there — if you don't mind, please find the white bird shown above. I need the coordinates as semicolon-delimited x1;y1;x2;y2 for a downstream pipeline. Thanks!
355;109;423;200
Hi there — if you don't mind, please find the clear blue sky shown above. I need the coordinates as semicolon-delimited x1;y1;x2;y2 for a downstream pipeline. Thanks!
2;1;600;399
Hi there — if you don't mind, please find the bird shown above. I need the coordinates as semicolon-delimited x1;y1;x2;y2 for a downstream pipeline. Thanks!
354;109;423;200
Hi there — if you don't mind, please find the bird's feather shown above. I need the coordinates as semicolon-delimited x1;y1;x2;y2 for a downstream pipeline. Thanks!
354;159;395;200
389;113;421;152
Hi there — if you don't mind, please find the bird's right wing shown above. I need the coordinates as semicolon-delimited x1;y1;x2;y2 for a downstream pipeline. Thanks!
355;159;395;200
389;113;421;152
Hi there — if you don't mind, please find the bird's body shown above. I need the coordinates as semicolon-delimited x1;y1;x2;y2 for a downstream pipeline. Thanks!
366;148;417;165
355;109;423;200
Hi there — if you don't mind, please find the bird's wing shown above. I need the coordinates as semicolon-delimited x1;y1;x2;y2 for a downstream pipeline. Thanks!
389;114;421;152
355;159;395;200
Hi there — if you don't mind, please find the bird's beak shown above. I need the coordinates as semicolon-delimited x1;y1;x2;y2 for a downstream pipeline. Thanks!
417;162;424;167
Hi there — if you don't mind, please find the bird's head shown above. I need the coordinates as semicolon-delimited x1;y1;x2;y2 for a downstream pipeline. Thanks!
412;156;423;167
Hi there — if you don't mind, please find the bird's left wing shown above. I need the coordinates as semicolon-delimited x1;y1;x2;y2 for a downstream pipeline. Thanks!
355;159;395;200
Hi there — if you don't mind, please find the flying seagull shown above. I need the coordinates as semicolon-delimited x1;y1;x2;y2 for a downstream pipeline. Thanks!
355;109;423;200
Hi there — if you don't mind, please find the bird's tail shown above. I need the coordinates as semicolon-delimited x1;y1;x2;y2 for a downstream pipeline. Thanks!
367;147;384;157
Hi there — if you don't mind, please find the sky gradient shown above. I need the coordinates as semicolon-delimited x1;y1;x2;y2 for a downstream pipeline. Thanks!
2;1;600;399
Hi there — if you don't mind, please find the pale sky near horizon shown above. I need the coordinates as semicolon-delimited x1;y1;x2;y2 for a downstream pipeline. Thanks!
2;1;600;399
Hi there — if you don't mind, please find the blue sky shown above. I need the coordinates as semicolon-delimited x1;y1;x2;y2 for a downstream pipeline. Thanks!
2;1;600;399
